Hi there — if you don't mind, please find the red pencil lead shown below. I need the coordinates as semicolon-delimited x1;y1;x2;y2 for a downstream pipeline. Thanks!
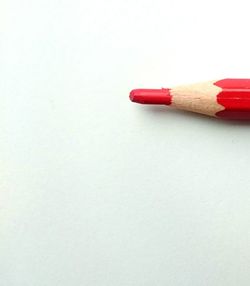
130;88;171;105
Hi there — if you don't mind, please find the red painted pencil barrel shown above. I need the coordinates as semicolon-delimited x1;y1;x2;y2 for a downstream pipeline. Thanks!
215;79;250;119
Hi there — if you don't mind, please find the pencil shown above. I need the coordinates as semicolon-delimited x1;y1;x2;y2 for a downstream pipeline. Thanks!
129;79;250;120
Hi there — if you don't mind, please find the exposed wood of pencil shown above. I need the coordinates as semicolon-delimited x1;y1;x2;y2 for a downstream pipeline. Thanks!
170;81;224;117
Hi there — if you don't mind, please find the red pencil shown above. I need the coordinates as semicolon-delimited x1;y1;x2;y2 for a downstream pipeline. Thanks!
129;79;250;120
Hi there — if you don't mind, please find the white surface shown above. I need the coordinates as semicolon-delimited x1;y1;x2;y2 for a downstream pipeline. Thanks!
1;0;250;285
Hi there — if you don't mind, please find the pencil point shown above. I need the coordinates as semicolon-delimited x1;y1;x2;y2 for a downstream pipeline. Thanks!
129;88;171;105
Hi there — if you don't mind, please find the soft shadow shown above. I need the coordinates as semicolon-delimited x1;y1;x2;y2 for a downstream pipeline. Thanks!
143;106;250;127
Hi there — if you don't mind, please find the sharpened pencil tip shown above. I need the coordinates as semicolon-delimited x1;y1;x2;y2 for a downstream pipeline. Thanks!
129;88;171;105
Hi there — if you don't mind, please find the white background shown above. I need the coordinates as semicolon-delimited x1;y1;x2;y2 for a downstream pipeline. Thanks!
1;0;250;285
